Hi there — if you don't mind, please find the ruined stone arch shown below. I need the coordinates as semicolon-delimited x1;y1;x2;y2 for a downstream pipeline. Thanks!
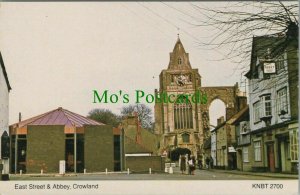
199;84;240;138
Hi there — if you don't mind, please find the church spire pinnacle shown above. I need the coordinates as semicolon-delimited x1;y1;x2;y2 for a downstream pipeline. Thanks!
168;36;192;69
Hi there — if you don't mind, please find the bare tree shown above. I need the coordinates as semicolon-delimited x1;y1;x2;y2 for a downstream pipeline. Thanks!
121;104;154;131
191;2;298;71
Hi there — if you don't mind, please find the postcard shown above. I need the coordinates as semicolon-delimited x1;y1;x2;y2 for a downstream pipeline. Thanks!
0;1;298;195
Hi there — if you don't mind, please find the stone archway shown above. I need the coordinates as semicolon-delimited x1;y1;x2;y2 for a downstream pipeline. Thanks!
200;83;242;139
209;98;227;127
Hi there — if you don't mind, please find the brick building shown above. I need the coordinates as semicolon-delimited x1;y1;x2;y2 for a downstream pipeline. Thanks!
120;115;164;173
9;107;114;174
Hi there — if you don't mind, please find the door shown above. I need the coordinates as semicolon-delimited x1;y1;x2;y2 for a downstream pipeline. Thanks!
267;144;275;172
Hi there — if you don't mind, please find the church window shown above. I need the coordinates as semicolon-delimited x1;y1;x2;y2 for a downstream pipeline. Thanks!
178;58;182;65
182;133;190;143
174;96;193;129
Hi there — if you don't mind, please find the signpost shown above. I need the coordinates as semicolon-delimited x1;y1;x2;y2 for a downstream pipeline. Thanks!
263;62;276;74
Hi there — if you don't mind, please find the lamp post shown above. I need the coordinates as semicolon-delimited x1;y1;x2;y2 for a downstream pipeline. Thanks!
74;125;77;174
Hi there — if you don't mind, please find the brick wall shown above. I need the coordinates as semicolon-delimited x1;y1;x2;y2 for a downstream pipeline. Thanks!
125;156;165;172
84;125;114;172
27;125;65;173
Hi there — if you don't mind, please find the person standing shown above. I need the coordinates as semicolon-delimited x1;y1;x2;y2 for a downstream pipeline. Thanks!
198;158;203;170
210;156;214;169
191;156;196;175
205;156;210;170
188;155;195;175
180;155;186;174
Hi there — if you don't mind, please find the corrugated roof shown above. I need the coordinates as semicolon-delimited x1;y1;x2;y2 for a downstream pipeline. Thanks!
11;107;104;129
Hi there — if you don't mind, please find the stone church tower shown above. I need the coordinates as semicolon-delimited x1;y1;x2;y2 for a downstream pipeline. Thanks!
154;37;247;158
154;37;203;156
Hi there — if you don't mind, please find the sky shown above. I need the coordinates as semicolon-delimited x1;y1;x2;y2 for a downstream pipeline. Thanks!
0;2;249;126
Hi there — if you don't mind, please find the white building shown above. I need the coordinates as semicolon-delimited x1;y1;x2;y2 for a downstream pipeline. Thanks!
0;52;11;174
245;35;298;173
211;130;217;166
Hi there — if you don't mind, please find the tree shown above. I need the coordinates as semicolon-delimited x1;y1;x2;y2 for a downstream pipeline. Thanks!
121;104;154;131
191;2;298;70
87;108;121;127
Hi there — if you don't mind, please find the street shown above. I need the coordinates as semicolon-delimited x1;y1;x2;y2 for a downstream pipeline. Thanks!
10;168;293;180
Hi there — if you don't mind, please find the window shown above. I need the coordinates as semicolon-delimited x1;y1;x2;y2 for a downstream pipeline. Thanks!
253;101;260;122
277;88;288;115
243;147;249;162
276;54;285;72
254;141;262;161
182;133;190;143
240;121;249;134
290;129;299;162
174;96;193;129
260;95;272;117
178;57;182;65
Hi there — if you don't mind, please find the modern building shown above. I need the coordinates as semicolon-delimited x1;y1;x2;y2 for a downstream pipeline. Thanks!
9;107;114;174
245;34;298;173
0;52;11;175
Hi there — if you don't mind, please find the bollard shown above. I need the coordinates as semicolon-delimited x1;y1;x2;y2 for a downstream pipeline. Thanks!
169;166;173;174
127;168;130;175
41;169;43;175
20;170;22;175
105;168;108;175
149;168;152;174
84;169;86;174
165;167;168;173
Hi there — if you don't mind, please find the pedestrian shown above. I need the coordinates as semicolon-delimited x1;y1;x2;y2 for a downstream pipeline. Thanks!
205;156;210;169
198;159;203;170
210;156;214;169
191;156;196;175
180;155;186;174
188;155;195;175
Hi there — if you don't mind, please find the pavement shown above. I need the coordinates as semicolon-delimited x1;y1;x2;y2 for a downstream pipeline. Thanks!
7;167;298;180
207;168;298;179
